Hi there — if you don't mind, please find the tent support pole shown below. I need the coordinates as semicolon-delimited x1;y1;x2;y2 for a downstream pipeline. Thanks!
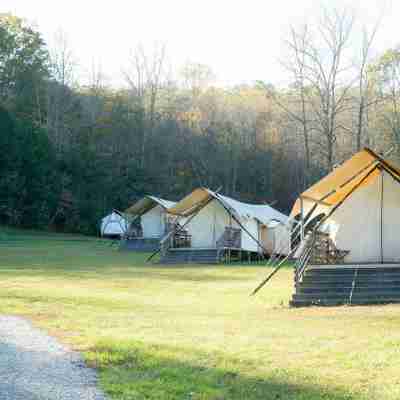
380;169;384;264
300;196;304;242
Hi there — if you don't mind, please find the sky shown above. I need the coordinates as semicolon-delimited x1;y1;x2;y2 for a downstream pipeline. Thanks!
2;0;399;87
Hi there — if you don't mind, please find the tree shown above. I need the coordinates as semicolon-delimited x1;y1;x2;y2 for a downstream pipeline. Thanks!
373;48;400;154
47;30;80;153
0;105;59;227
352;18;382;151
124;43;167;168
282;8;355;170
267;25;313;182
0;14;49;122
180;61;216;100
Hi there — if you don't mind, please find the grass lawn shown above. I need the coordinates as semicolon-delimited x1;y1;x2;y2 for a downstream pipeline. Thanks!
1;227;400;399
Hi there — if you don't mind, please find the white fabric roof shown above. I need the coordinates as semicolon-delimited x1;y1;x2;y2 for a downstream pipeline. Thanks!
216;192;288;225
168;187;288;225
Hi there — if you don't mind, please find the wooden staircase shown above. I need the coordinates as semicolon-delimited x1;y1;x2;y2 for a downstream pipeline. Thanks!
160;248;220;264
291;265;400;306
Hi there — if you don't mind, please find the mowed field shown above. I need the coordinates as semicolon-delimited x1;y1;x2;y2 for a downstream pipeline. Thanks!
0;228;400;400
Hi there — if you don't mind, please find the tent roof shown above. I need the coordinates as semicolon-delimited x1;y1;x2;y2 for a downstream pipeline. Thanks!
168;187;288;225
125;195;176;216
290;148;400;217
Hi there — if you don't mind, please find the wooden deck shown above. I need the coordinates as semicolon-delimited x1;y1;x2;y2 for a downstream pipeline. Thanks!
159;247;263;264
120;237;160;252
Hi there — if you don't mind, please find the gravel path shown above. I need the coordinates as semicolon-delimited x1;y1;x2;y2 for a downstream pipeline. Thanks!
0;316;107;400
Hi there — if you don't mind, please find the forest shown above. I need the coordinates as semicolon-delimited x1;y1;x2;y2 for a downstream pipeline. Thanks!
1;9;400;235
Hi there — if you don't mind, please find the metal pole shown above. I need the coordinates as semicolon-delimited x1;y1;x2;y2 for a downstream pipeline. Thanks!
380;169;384;264
300;196;304;242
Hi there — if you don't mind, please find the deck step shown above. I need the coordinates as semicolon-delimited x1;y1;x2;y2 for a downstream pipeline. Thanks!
292;264;400;307
290;297;400;307
160;248;220;264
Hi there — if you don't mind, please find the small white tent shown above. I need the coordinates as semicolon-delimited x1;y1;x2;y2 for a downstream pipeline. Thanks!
125;195;177;239
100;211;128;238
168;188;289;254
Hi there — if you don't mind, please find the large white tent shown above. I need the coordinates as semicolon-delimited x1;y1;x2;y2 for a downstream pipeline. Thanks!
125;195;177;238
100;210;128;238
168;188;289;254
290;148;400;264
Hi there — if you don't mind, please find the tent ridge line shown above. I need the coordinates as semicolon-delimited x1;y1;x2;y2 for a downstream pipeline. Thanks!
364;147;400;180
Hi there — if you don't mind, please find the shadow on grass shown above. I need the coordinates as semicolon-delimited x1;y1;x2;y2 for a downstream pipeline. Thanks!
0;267;255;284
88;340;358;400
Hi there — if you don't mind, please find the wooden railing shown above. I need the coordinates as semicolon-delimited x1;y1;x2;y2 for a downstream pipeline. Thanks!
216;227;241;249
159;227;192;257
310;232;350;265
173;230;191;248
295;231;350;286
294;233;315;285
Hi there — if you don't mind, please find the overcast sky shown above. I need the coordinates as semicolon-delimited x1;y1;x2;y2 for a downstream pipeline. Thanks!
2;0;398;87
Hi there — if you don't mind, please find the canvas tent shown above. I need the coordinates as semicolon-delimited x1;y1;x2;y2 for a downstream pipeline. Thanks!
290;148;400;264
100;210;128;238
125;195;177;239
168;188;289;254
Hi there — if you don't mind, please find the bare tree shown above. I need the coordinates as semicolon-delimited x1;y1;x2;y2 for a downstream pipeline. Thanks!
47;30;78;153
50;30;77;87
180;61;216;101
352;17;382;151
124;43;167;168
374;47;400;152
281;8;356;170
267;24;312;183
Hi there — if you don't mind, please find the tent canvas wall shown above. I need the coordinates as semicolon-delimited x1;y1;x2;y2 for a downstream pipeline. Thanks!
141;205;168;238
168;188;289;254
290;148;400;264
261;220;291;256
322;169;400;263
100;211;128;238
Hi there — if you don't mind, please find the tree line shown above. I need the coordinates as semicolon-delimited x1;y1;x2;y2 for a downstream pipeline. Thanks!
1;9;400;235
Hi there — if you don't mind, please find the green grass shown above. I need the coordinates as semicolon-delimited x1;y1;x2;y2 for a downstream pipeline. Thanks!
1;226;400;399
